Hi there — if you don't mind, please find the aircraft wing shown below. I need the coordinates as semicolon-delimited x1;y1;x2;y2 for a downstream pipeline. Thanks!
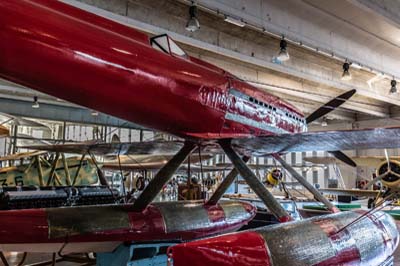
304;155;398;168
319;188;379;197
103;162;227;172
0;151;48;162
232;127;400;155
111;154;214;164
0;112;49;128
216;163;277;169
21;127;400;157
303;157;340;165
20;140;184;155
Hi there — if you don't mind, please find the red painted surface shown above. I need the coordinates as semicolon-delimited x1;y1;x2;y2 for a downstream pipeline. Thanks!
0;0;305;140
0;208;49;243
204;204;226;223
168;231;271;266
169;211;399;266
313;221;361;266
0;201;255;247
331;207;341;213
278;215;293;223
314;247;361;266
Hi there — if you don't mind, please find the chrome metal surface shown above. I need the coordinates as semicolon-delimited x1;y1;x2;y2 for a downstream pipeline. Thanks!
155;201;210;233
256;211;399;266
47;205;130;239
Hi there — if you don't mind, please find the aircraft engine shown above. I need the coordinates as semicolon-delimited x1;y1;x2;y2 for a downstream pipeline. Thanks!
377;160;400;188
266;169;282;186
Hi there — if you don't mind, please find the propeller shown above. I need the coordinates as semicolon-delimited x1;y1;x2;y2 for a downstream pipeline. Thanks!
327;150;357;167
306;89;357;167
385;149;391;171
363;170;388;189
306;89;356;124
364;149;391;189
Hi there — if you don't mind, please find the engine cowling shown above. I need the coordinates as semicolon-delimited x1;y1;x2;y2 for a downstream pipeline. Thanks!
266;169;282;186
376;160;400;188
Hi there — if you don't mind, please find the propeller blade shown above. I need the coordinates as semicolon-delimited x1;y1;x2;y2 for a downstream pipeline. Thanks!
328;150;357;167
306;89;356;124
384;149;391;171
364;171;388;189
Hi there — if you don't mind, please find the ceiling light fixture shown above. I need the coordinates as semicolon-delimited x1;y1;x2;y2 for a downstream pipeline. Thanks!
91;110;99;116
351;62;362;70
341;61;352;81
276;37;290;62
224;15;246;27
185;5;200;32
390;79;397;94
32;96;40;109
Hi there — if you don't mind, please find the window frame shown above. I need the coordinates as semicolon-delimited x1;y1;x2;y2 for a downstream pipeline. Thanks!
150;34;187;58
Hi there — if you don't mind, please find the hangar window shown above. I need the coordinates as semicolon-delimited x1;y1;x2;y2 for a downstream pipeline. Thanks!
150;34;187;58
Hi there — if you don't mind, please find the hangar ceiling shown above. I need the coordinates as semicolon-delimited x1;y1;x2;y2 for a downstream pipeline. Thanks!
1;0;400;130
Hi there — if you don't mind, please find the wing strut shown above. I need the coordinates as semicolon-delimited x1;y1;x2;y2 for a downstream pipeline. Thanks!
132;141;196;212
207;156;250;205
273;154;340;213
219;139;292;222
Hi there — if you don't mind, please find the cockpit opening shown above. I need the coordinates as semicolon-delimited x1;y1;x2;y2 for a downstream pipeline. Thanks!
150;34;187;58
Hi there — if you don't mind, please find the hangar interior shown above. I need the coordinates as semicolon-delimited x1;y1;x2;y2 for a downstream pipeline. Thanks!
1;0;400;265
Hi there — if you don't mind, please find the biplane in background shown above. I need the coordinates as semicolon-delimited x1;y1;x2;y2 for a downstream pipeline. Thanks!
0;1;399;265
0;151;99;187
320;150;400;208
0;112;49;140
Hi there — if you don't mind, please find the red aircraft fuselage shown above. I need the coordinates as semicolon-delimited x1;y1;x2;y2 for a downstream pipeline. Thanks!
0;0;306;140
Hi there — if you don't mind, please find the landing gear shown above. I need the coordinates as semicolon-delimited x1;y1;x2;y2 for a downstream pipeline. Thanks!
132;142;196;212
273;154;339;213
207;156;249;205
219;139;292;222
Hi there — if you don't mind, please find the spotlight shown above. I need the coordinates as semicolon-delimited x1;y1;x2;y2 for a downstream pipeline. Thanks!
32;96;40;109
390;79;397;94
185;5;200;32
224;15;246;27
341;61;352;81
276;37;290;62
91;110;99;116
